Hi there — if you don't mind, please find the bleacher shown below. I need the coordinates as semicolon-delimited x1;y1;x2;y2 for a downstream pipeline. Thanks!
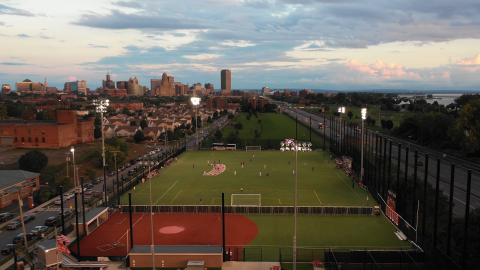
62;257;108;269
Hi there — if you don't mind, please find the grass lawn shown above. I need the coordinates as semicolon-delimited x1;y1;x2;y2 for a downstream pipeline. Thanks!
309;106;418;132
213;113;324;150
122;150;371;206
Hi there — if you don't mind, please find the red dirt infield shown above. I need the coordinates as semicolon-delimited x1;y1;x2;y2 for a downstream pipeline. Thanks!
71;212;258;257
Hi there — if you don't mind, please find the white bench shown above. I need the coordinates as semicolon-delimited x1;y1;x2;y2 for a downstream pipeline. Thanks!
394;231;407;241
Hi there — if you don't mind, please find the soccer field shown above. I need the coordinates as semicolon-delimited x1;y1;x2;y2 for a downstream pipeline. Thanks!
121;150;373;207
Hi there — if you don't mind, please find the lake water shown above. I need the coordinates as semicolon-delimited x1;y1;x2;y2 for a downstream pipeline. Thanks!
400;94;463;106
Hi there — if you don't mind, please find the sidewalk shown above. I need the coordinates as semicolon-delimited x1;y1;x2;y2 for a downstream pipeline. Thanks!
222;262;281;270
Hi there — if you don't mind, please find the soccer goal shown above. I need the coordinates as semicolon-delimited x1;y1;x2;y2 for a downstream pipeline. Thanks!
246;146;261;151
231;194;261;206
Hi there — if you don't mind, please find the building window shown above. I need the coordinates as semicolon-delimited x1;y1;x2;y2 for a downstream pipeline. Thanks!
1;195;10;204
42;129;45;134
15;137;18;142
21;137;24;143
0;129;2;134
42;137;45;143
21;186;29;196
28;129;31;134
35;137;38;143
28;137;31;143
14;129;17;134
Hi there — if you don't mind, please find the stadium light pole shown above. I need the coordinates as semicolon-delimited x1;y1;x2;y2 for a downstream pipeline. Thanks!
94;98;109;207
338;107;345;154
191;97;201;150
71;146;76;192
144;160;155;270
360;108;366;185
293;139;298;270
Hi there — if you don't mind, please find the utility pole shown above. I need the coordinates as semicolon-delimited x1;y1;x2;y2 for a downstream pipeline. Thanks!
17;193;28;250
111;151;120;206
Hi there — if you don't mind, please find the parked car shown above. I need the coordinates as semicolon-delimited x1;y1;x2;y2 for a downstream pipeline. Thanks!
121;174;127;181
92;191;101;198
45;217;58;227
106;185;113;191
31;226;48;235
1;244;15;255
128;169;135;176
108;171;116;177
83;197;92;204
125;163;131;168
120;166;126;171
136;157;142;161
54;198;67;205
63;193;73;199
85;189;93;195
23;215;36;223
92;179;101;184
58;209;72;218
76;187;87;193
7;221;22;230
84;183;93;189
417;161;424;166
414;153;421;157
13;233;34;244
0;212;14;222
130;159;136;165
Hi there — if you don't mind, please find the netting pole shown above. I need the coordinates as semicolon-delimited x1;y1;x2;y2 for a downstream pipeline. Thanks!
447;163;455;256
222;192;226;262
463;170;472;270
129;192;134;248
74;192;81;261
81;176;86;234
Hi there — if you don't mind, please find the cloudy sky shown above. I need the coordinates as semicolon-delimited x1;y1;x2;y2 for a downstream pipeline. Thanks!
1;0;480;91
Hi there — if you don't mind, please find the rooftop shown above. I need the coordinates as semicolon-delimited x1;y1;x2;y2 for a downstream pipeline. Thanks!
0;170;40;191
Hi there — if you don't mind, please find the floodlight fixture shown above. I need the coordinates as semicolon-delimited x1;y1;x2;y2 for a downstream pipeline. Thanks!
191;97;201;106
338;107;345;114
70;146;74;153
361;108;367;120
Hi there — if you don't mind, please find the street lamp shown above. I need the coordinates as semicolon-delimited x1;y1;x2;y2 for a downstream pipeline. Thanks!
70;146;76;192
94;98;109;206
191;97;201;150
360;108;366;185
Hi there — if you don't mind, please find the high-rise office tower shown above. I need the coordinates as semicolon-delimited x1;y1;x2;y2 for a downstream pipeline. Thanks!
221;69;231;94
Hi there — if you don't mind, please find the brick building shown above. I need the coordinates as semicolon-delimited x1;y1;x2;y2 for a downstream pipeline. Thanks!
247;97;269;109
206;97;228;109
0;170;40;209
0;110;94;148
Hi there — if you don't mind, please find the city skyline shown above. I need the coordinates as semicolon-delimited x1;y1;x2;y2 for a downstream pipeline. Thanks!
1;0;480;91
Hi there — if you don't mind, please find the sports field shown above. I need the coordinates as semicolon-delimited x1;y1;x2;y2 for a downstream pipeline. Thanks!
120;150;371;206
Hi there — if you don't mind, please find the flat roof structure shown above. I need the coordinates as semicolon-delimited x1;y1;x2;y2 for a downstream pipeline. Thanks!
0;170;40;190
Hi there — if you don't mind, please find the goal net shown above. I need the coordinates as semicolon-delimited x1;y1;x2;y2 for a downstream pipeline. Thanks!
231;194;261;206
245;146;261;151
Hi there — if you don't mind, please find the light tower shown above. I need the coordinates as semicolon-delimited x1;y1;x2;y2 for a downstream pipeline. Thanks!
93;98;109;206
360;108;367;185
191;97;201;150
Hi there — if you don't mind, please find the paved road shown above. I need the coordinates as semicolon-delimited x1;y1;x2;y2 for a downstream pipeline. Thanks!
271;100;480;217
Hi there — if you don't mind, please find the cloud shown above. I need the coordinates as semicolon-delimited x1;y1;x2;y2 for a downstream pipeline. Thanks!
219;40;256;47
455;53;480;71
343;59;420;79
0;3;35;17
0;21;5;26
0;62;28;65
62;76;77;81
442;71;450;78
88;44;109;49
39;35;54;39
112;1;143;8
183;54;223;60
17;34;31;38
72;10;214;30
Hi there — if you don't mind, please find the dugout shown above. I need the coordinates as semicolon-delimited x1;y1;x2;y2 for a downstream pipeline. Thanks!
36;239;62;268
128;245;223;269
74;207;109;235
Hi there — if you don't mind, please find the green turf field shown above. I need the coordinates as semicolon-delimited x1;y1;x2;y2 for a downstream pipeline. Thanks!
122;150;372;206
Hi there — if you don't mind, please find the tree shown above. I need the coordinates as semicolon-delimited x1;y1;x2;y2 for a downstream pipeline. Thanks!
133;130;146;143
207;116;213;124
56;176;73;189
226;131;241;145
105;138;130;154
140;119;148;129
366;116;372;125
228;114;234;119
130;121;138;126
36;111;47;120
21;108;36;120
347;111;353;119
385;120;394;130
254;129;262;138
18;150;49;173
94;126;102;139
371;119;376;126
450;99;480;154
213;111;219;119
234;122;243;130
215;130;222;140
94;117;101;126
105;145;127;170
0;105;10;119
85;168;97;181
381;119;386;129
246;115;252;121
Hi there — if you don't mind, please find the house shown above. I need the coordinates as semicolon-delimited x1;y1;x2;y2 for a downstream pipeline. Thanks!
142;127;164;141
0;170;40;209
116;126;140;137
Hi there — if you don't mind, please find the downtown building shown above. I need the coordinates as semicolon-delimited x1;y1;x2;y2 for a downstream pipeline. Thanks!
220;69;231;96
